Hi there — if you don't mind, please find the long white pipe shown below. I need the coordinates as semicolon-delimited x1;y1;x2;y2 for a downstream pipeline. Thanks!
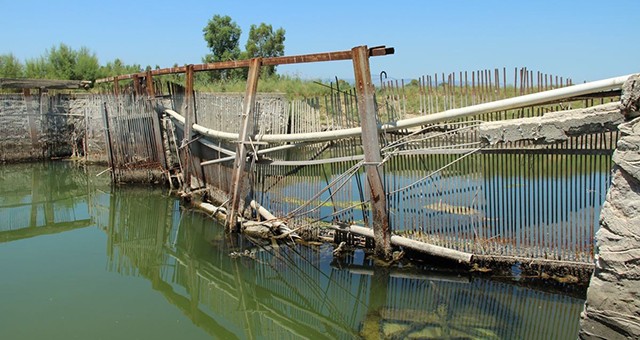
165;74;633;144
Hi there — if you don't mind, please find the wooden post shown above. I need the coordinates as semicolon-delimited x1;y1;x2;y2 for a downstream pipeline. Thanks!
145;70;155;97
102;102;116;179
226;57;261;231
113;79;120;96
352;45;391;259
181;64;195;190
133;74;142;96
145;70;167;170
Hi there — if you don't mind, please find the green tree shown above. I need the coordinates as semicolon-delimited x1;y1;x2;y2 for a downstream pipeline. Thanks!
74;47;100;81
203;14;242;80
0;53;24;78
24;57;48;79
47;43;77;79
22;44;101;80
98;58;141;78
245;23;285;77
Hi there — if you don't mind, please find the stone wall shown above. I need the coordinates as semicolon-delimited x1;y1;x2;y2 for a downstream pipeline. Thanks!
0;93;107;163
580;75;640;338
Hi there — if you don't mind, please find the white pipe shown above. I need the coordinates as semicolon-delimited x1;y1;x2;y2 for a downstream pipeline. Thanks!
165;74;634;144
330;225;472;264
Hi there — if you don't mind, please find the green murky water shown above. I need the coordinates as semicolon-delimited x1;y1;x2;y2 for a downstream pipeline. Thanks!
0;162;585;339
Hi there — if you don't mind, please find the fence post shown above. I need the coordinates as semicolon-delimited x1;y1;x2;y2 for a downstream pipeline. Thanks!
352;45;391;259
102;102;115;180
181;64;195;190
133;74;142;96
226;57;262;232
145;70;155;97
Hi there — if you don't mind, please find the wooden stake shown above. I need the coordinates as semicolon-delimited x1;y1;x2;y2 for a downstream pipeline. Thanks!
352;45;391;259
226;58;262;231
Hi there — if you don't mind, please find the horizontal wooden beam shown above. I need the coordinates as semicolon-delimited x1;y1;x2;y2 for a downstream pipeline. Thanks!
95;45;394;84
0;78;91;89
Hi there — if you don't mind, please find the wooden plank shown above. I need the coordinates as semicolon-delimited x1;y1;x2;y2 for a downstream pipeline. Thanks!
226;58;261;231
0;78;89;89
352;45;391;259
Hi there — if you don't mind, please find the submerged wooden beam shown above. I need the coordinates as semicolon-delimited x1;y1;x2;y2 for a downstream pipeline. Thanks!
226;58;262;231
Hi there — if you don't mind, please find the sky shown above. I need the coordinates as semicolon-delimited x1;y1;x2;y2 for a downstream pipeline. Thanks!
1;0;639;83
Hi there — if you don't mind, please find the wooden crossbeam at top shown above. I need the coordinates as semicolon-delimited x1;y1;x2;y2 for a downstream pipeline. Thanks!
95;45;394;84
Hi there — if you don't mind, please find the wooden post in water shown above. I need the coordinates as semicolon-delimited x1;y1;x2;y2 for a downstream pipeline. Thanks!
226;58;262;232
352;45;391;259
181;64;196;190
102;102;116;179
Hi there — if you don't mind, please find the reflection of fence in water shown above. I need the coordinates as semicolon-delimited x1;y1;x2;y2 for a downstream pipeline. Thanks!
105;201;586;338
0;163;92;237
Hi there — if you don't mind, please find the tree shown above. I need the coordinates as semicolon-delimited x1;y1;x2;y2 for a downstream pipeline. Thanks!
74;47;100;81
100;58;139;76
24;57;48;79
245;23;285;77
203;15;241;80
0;53;24;78
47;43;77;79
21;44;101;81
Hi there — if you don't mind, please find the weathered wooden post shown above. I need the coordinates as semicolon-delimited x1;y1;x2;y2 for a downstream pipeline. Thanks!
352;45;391;259
181;64;196;190
226;58;262;232
145;70;155;97
113;78;120;96
133;74;142;96
102;102;116;180
146;70;167;170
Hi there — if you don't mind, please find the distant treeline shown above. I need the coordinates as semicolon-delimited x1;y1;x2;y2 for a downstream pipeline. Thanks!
0;14;286;85
0;44;142;82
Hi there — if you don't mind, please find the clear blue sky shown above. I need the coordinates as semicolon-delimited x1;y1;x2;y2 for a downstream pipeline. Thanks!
1;0;639;83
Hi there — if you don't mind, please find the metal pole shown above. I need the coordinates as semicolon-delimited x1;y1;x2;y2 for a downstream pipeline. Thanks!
352;45;391;259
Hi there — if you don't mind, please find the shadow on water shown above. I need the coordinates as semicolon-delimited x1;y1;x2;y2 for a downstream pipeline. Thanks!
0;162;586;339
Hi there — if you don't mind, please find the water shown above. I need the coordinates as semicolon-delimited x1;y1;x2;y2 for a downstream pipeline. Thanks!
0;162;586;339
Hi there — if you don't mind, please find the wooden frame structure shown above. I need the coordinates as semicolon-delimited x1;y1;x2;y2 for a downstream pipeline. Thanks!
95;45;396;257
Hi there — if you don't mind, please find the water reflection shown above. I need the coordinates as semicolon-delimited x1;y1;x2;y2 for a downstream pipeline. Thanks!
0;162;98;243
0;162;585;339
103;186;585;339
